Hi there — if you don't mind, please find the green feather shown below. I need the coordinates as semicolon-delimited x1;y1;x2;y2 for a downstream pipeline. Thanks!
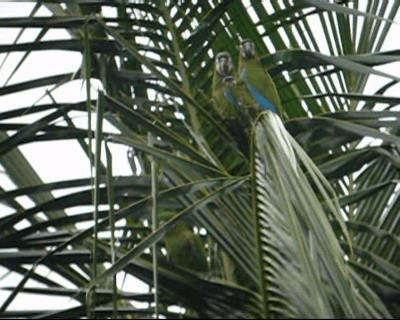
212;70;237;118
238;42;282;115
234;79;261;120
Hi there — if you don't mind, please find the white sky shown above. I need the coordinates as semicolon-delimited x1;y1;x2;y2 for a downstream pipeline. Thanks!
0;0;400;313
0;4;132;187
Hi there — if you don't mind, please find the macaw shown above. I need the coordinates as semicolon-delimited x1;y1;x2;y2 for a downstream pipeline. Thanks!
221;76;241;113
223;75;260;121
164;219;208;273
212;52;259;156
238;39;282;115
217;75;254;156
212;51;237;118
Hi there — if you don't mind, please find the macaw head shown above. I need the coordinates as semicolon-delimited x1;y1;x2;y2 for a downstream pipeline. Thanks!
215;51;233;77
239;38;256;60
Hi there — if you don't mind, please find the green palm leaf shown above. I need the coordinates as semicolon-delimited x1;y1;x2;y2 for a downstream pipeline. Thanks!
253;111;390;318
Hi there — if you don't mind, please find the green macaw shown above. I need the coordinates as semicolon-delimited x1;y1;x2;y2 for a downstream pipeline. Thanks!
238;38;282;115
223;75;260;122
212;51;260;156
212;51;260;121
164;219;208;273
212;51;237;118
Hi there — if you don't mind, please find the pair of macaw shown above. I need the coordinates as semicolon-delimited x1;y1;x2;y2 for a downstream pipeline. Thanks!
212;39;282;122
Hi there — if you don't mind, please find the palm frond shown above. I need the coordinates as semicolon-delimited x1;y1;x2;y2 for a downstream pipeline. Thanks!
253;111;390;318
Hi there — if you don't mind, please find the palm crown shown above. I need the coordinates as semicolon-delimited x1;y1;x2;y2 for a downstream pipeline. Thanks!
0;1;399;319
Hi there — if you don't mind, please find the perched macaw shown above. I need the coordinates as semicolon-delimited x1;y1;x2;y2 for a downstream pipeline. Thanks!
221;76;241;113
216;75;254;156
223;75;261;122
213;51;260;118
238;39;282;115
212;52;259;156
212;51;237;118
164;219;208;273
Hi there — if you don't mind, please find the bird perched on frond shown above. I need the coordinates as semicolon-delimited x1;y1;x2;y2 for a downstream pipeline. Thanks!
212;52;254;154
223;75;260;122
163;216;208;273
238;38;282;115
212;51;237;118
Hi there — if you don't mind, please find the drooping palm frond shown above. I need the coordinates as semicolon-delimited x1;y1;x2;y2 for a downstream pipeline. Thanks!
253;111;391;318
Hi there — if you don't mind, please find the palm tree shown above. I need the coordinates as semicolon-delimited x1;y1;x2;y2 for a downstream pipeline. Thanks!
0;1;399;318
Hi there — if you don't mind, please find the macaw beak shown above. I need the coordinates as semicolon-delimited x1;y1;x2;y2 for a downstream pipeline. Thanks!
223;76;236;85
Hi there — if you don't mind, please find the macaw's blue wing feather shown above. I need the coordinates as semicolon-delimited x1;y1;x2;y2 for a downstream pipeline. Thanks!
247;82;278;113
242;69;278;114
224;86;241;113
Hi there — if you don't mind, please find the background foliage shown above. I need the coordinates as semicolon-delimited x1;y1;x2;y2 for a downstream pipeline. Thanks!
0;0;399;318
